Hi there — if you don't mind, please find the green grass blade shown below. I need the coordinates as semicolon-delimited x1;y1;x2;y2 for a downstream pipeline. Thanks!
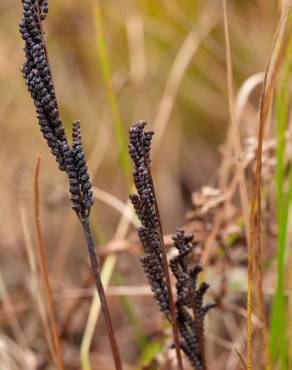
91;0;131;185
269;38;292;368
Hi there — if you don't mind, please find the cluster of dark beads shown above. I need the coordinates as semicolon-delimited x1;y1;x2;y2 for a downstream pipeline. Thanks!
38;0;48;20
129;121;169;317
19;0;67;170
19;1;93;218
128;122;216;369
63;121;94;217
170;229;216;369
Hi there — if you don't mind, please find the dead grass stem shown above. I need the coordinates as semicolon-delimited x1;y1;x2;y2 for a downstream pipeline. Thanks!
247;2;292;368
33;155;65;370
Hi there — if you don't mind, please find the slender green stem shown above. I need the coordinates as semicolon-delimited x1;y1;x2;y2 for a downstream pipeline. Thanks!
92;0;131;185
270;38;292;369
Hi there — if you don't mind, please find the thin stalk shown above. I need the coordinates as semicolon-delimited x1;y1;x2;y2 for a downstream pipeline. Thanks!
288;206;292;368
221;3;260;368
247;4;292;369
80;200;136;370
254;197;270;370
81;254;118;370
270;37;292;368
79;216;123;370
33;156;65;370
270;164;292;368
145;164;184;370
235;348;248;370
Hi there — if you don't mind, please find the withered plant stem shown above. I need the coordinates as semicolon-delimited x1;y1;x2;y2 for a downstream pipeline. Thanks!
248;4;292;369
79;216;123;370
145;164;184;370
20;2;123;368
33;156;65;370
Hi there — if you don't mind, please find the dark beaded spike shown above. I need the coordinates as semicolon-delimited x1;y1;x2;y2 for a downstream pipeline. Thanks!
20;1;93;219
129;122;215;370
38;0;49;20
170;228;216;369
72;121;94;215
129;121;170;316
20;0;67;169
63;122;94;217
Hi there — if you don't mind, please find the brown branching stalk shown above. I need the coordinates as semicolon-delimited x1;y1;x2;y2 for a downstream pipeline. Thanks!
128;121;183;369
20;2;122;369
129;121;215;370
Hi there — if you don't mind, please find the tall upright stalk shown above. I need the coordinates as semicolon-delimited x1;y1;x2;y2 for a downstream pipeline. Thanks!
270;37;292;369
19;2;122;369
128;121;183;369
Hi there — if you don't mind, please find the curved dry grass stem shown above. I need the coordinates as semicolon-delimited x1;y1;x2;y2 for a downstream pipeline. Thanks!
234;348;247;370
247;2;292;369
19;204;56;361
221;0;249;238
33;155;65;370
153;11;219;151
221;6;265;367
92;187;138;226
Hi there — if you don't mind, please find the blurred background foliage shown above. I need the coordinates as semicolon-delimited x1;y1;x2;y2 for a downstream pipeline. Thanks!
0;1;284;369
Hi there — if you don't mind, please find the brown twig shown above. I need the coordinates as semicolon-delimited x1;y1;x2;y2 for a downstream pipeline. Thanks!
235;348;248;370
33;155;65;370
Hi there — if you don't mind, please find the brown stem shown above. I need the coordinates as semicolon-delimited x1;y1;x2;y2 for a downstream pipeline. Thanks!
33;156;65;370
145;164;184;370
80;216;123;370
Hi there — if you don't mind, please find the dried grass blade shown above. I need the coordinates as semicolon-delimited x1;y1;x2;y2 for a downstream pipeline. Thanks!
33;155;65;370
248;2;292;369
19;205;56;361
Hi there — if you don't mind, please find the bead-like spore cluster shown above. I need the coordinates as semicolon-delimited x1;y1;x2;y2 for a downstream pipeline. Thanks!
129;122;215;370
170;229;216;369
63;121;93;217
129;121;169;316
19;0;93;218
19;0;66;170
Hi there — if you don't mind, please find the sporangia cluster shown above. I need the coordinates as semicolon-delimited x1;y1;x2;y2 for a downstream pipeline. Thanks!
19;0;93;218
129;122;215;369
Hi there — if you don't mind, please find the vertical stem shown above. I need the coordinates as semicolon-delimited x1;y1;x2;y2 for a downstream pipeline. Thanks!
255;200;270;370
221;3;255;367
145;165;184;370
80;216;123;370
